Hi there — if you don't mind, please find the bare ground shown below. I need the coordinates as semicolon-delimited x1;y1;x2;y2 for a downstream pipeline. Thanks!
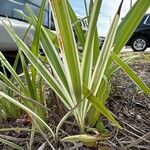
105;52;150;150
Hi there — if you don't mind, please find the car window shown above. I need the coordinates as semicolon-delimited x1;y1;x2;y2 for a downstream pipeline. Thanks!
144;15;150;25
0;0;24;18
27;0;49;26
8;0;25;5
0;0;50;27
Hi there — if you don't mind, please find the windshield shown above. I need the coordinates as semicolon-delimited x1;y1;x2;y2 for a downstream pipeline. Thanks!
144;15;150;25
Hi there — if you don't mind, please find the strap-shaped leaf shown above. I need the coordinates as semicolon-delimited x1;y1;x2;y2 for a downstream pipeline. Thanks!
31;0;46;84
0;52;28;95
88;0;100;67
19;50;36;100
0;91;55;138
17;7;70;94
90;0;123;93
106;0;150;71
25;5;70;93
3;22;74;109
81;0;102;86
67;0;86;49
0;137;23;150
50;0;82;101
84;87;121;128
111;52;150;95
0;72;20;94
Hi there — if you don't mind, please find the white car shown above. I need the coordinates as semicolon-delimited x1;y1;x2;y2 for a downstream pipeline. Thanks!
0;17;35;56
0;0;54;57
0;0;90;57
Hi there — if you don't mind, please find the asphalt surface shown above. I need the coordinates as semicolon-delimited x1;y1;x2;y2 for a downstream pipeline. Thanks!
122;47;150;52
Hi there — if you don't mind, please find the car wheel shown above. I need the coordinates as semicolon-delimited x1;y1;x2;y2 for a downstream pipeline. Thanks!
131;36;149;51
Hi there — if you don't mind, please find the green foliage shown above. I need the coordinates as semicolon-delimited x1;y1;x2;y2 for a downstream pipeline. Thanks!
0;0;149;148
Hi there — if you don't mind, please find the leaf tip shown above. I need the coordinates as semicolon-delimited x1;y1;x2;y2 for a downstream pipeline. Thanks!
117;0;124;15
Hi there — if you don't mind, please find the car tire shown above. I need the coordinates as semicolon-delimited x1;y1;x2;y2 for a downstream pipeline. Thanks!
131;36;149;52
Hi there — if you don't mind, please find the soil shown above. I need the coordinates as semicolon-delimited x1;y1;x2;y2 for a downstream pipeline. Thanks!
105;52;150;150
0;52;150;150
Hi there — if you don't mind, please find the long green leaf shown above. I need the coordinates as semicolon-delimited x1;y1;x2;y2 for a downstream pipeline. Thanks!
111;52;150;95
0;52;28;95
89;0;100;67
19;50;36;100
106;55;138;77
17;8;58;48
0;72;20;94
81;0;102;87
106;0;150;71
67;0;86;49
90;0;123;93
0;91;55;138
31;0;46;85
22;5;70;95
0;137;23;150
50;0;82;101
31;0;46;56
3;22;73;109
0;80;52;112
81;0;101;123
114;0;150;54
84;88;121;128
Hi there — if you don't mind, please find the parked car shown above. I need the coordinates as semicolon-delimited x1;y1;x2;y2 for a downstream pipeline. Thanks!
126;14;150;51
0;0;55;57
0;0;105;60
0;0;56;75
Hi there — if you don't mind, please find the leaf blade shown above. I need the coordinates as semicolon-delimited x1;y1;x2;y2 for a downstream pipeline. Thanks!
111;52;150;95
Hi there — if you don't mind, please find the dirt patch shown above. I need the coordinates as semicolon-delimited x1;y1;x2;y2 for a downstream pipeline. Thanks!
106;52;150;150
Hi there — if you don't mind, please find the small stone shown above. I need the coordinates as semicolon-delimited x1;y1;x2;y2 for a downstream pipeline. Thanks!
119;113;123;118
136;115;142;120
148;104;150;109
129;110;134;116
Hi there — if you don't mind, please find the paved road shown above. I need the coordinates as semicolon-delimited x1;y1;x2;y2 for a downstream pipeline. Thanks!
122;47;150;52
